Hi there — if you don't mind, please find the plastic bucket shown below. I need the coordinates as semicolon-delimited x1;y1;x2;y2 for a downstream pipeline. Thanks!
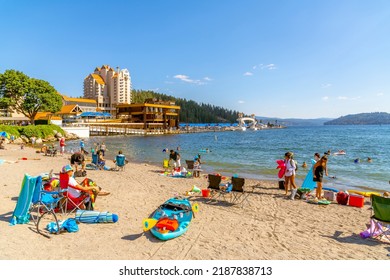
202;189;210;198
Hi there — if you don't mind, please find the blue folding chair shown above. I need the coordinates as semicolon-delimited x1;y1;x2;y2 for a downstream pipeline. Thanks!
30;176;65;238
92;153;98;165
115;154;126;171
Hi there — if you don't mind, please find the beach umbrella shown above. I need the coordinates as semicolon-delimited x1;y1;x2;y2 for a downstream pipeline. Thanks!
0;131;10;139
75;210;118;223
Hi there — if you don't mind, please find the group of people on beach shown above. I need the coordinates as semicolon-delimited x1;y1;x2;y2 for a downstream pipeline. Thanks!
283;151;328;200
163;148;203;177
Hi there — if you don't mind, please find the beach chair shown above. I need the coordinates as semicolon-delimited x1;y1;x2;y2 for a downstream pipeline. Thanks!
59;172;90;214
230;177;251;208
186;160;194;170
218;182;233;202
10;174;46;226
369;195;390;242
29;175;65;237
45;147;57;157
92;153;98;165
207;174;222;200
115;154;126;171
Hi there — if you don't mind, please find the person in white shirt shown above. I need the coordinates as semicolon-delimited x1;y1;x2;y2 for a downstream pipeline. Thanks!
61;165;100;210
284;152;298;200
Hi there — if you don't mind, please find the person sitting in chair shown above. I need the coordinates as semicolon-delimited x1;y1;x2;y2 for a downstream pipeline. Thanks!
70;150;86;172
61;165;100;210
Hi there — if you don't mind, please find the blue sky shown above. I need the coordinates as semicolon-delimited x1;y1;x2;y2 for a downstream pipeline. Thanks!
1;0;389;119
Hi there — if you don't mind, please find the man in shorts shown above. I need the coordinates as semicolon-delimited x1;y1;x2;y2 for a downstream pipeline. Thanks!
70;150;86;172
169;149;181;168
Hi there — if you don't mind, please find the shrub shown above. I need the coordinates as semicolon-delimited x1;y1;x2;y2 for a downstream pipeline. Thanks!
18;124;65;139
0;124;65;139
0;125;21;137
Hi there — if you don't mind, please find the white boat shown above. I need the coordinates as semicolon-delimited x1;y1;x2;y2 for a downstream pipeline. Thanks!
333;150;346;155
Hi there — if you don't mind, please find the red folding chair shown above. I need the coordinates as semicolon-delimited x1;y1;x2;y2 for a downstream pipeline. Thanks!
59;173;91;213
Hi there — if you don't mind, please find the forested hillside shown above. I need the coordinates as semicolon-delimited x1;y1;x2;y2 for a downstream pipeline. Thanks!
132;90;240;123
324;112;390;125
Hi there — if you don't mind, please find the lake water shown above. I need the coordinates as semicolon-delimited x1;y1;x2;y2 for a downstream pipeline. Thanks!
65;125;390;193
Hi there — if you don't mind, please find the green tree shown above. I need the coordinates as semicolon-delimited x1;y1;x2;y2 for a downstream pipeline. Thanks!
0;70;62;123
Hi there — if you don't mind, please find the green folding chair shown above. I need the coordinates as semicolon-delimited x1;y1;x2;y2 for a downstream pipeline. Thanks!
370;195;390;242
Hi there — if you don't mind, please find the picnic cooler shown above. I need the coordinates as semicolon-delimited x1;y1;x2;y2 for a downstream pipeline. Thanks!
348;194;364;208
324;190;337;201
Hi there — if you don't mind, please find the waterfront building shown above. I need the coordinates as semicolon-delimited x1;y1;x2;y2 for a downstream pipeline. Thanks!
83;65;132;115
116;99;180;130
62;95;97;113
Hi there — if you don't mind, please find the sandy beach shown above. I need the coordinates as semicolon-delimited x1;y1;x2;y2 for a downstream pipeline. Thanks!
0;145;389;260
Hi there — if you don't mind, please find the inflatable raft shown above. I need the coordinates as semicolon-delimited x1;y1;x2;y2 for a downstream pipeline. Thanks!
144;197;198;241
347;190;381;197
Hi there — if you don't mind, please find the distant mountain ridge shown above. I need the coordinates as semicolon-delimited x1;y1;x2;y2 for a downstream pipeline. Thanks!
256;116;333;126
324;112;390;125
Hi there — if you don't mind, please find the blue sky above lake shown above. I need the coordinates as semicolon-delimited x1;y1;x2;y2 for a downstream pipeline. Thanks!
1;0;389;118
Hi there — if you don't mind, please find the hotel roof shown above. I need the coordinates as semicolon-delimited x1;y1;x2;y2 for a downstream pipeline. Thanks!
62;95;97;104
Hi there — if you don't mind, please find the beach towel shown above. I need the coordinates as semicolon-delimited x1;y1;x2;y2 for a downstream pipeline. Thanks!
301;159;317;190
9;174;42;225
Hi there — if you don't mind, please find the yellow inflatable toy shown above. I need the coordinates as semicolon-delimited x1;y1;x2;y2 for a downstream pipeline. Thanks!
347;190;381;197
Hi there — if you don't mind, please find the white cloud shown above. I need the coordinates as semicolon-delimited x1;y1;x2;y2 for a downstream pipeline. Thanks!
377;92;384;96
248;63;277;74
263;63;276;70
322;96;329;101
322;83;332;88
173;74;205;85
337;96;361;100
238;100;245;104
203;77;212;81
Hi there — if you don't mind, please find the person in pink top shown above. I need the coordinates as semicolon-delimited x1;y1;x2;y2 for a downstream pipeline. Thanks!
59;137;66;155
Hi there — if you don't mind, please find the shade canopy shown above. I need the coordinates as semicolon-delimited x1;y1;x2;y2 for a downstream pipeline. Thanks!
0;131;10;139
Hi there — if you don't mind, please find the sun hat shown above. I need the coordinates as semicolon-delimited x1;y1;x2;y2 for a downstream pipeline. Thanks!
62;164;73;173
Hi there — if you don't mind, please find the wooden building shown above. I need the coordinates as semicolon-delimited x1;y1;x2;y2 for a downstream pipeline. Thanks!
116;99;180;130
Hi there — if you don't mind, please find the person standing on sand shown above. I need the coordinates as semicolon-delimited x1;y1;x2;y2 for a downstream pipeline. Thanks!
169;149;181;168
313;155;328;199
100;142;107;156
31;136;36;148
79;139;85;152
284;151;298;199
59;137;66;155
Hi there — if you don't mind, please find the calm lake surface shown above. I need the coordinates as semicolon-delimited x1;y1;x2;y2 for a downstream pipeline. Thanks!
66;125;390;193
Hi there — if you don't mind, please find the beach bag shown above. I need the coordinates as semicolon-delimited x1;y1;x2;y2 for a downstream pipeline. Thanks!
278;180;285;190
324;190;337;201
336;191;349;205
